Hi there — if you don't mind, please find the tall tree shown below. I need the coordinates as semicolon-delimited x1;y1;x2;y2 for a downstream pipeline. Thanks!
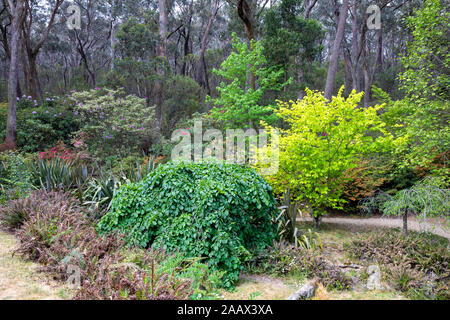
237;0;256;90
324;0;349;100
21;0;64;99
2;0;25;149
195;0;219;93
154;0;168;126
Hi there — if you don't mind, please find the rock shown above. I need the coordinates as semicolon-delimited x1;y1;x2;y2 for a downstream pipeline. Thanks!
287;280;318;300
366;265;384;290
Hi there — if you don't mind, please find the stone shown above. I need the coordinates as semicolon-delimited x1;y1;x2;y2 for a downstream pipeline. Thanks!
287;280;318;300
366;265;384;290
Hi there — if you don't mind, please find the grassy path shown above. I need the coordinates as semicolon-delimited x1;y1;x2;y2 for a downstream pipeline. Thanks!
0;231;72;300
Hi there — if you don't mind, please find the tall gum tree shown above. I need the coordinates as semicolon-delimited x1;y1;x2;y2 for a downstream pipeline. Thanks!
324;0;349;100
1;0;25;150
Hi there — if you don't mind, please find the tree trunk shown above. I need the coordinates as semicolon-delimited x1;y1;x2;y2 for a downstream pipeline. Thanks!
153;0;168;138
3;0;25;149
402;211;408;236
237;0;256;90
313;215;322;229
181;0;193;76
343;52;352;95
195;0;218;91
324;0;349;100
376;25;383;69
21;0;62;99
28;53;39;99
351;0;359;91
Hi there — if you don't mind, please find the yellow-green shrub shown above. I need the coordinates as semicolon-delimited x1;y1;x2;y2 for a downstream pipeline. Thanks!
257;88;403;225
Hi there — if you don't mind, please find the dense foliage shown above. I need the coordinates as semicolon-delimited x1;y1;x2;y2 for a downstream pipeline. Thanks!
262;0;325;99
372;0;449;177
98;161;278;287
258;88;400;224
0;152;32;203
69;88;156;158
208;33;288;129
0;98;79;153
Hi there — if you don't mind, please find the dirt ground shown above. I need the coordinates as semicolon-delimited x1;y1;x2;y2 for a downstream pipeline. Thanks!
0;230;73;300
298;216;450;240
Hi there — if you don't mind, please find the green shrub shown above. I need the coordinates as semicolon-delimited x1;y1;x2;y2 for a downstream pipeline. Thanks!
381;177;449;219
69;88;156;158
0;152;33;202
360;177;450;234
0;97;79;153
98;161;278;287
161;75;206;136
259;88;400;227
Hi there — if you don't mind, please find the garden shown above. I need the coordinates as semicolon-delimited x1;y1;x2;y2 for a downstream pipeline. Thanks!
0;0;449;301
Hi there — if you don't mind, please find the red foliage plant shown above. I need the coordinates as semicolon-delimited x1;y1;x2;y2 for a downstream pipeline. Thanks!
39;144;76;162
12;190;193;300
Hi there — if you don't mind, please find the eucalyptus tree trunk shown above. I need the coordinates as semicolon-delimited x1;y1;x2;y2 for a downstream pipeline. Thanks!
3;0;25;149
181;0;193;76
351;0;359;91
195;0;218;94
237;0;255;90
153;0;168;139
22;0;63;99
324;0;349;100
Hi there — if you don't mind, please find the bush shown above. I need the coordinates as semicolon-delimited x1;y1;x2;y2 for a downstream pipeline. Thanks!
69;88;156;158
0;97;79;153
258;88;400;226
340;160;387;212
345;230;449;275
0;152;33;203
360;177;450;234
0;190;61;230
161;75;206;136
98;161;279;287
208;33;288;129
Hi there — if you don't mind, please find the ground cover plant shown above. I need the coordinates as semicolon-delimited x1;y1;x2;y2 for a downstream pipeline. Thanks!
247;240;352;291
345;229;449;300
1;189;222;300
